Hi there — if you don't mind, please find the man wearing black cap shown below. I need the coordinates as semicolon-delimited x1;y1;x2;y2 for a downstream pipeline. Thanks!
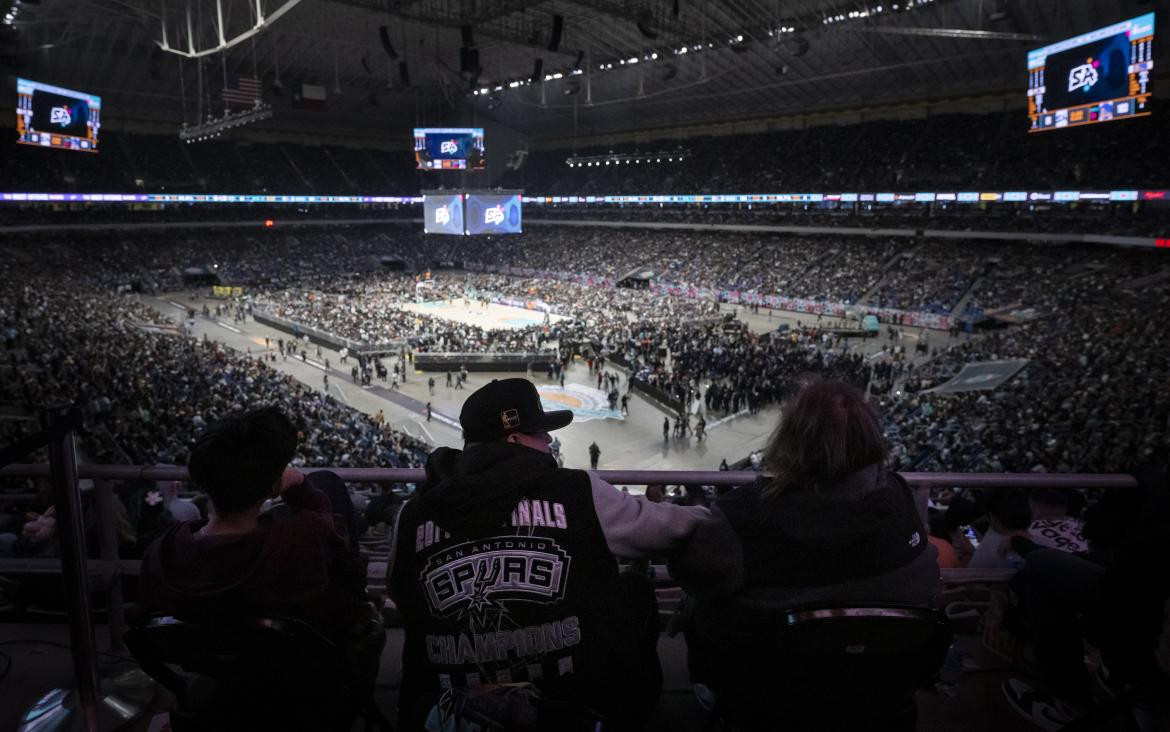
388;378;710;729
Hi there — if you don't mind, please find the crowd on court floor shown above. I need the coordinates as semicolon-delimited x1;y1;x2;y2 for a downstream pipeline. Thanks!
2;227;1167;477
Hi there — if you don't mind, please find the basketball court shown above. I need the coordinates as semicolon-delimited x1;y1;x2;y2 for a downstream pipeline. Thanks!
397;298;570;331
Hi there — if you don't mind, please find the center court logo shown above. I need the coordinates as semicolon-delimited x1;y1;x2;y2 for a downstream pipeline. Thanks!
484;205;505;225
1068;59;1099;93
537;384;623;422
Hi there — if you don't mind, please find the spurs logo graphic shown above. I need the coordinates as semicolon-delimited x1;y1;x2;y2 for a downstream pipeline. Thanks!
1068;61;1099;93
500;408;520;429
422;538;570;616
434;206;451;225
50;106;74;127
484;205;505;225
440;139;460;155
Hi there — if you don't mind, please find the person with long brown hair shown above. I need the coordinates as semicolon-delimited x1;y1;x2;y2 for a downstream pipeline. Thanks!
672;377;939;649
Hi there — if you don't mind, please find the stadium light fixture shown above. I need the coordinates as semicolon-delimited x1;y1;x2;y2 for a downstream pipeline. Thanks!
180;101;273;142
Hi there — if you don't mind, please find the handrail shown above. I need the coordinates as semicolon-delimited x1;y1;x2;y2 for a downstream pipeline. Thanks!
0;463;1140;489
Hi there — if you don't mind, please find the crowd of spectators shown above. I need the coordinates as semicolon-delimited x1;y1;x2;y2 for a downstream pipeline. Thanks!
2;224;1167;480
3;200;1165;240
467;230;923;307
869;241;983;315
0;244;429;472
883;257;1169;473
4;102;1169;732
256;280;550;354
501;106;1168;194
630;320;890;416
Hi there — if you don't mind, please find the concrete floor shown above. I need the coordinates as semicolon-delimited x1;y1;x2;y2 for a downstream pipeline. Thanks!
141;286;966;479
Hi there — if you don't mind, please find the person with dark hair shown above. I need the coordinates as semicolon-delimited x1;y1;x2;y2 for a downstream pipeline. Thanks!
671;380;938;689
138;407;373;646
388;378;709;730
969;489;1032;569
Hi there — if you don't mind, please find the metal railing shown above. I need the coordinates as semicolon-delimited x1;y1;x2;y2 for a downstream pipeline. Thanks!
0;439;1141;730
0;463;1141;489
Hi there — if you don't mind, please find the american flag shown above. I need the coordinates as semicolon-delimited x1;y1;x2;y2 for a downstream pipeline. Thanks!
222;75;261;106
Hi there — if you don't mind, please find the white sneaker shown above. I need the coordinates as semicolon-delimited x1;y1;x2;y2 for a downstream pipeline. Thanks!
1002;678;1079;731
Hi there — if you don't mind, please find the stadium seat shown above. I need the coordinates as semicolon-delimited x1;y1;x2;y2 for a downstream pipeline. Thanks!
124;615;392;731
687;601;952;731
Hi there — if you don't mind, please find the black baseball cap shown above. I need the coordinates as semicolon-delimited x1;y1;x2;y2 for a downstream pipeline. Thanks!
460;378;573;442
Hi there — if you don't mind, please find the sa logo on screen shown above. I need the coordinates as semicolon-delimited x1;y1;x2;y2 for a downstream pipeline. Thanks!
484;205;505;226
50;103;83;128
435;206;451;226
1068;58;1100;93
439;139;459;155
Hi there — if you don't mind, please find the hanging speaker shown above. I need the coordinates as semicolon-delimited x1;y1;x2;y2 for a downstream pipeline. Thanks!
378;26;399;60
398;61;411;87
548;15;563;52
461;25;475;48
530;58;544;84
573;50;585;70
361;56;372;74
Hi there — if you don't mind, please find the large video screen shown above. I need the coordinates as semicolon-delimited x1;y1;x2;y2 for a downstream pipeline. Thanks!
414;127;485;170
423;194;465;235
465;194;522;235
1028;13;1153;132
15;78;102;152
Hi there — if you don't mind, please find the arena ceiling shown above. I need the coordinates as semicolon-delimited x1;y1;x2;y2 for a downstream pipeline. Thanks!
1;0;1160;142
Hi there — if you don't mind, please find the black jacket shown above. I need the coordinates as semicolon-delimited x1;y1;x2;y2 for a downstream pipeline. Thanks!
672;464;937;603
671;465;939;691
388;442;649;729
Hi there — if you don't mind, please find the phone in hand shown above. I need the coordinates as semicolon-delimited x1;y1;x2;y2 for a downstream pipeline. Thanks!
962;525;980;549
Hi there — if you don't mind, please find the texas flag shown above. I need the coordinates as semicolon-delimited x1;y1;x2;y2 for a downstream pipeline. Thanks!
293;83;327;111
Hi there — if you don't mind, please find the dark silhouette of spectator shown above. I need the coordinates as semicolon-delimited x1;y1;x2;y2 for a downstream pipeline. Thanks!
969;488;1032;570
671;380;938;695
138;407;383;686
387;378;709;729
1001;464;1170;729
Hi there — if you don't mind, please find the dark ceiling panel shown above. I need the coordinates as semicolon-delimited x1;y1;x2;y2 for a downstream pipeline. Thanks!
4;0;1158;141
